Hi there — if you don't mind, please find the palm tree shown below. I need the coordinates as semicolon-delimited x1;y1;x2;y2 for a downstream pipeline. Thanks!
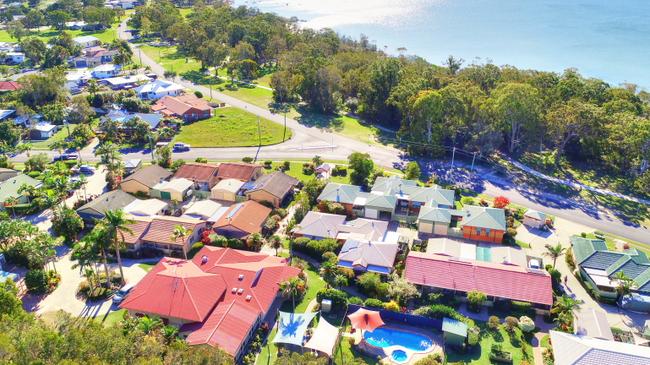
4;196;19;218
614;271;635;298
319;260;338;289
245;233;264;251
162;325;179;344
268;235;282;256
103;209;134;284
551;295;582;316
87;79;100;96
553;311;574;333
171;225;192;259
544;243;566;268
82;225;112;287
279;277;303;310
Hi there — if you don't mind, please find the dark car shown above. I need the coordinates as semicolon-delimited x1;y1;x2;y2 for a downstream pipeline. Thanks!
53;153;78;162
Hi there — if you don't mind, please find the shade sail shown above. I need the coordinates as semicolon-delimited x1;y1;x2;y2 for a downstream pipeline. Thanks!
273;311;317;346
347;308;384;332
304;317;340;357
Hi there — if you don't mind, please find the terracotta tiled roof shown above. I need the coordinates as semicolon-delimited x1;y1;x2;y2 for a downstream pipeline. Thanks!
404;251;553;306
213;201;271;236
140;216;204;246
120;218;151;245
0;81;22;91
173;162;219;186
216;163;261;182
153;94;211;116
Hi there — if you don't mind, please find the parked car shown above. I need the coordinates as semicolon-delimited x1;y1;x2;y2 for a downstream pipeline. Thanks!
79;165;96;175
53;153;78;162
112;283;135;304
173;142;191;152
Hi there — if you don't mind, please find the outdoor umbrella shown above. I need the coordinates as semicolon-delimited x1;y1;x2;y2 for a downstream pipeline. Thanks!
347;308;385;332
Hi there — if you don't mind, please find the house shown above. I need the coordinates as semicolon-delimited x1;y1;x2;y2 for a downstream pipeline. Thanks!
139;216;206;256
119;217;151;251
245;172;299;208
404;250;553;310
0;109;15;121
294;211;389;242
316;183;362;215
211;178;245;202
417;206;454;236
173;163;220;191
123;198;168;217
65;20;87;30
105;110;163;130
0;81;21;92
215;162;263;183
549;330;650;365
135;79;184;100
0;174;41;207
571;235;650;312
150;178;194;202
124;159;142;175
101;74;151;90
337;239;399;274
120;165;172;195
2;52;25;64
573;307;614;340
0;168;19;182
69;46;116;68
212;200;271;239
91;64;121;79
426;237;533;268
315;163;331;179
76;190;137;223
523;209;547;229
30;122;58;140
459;205;506;244
73;35;101;48
65;68;92;93
181;199;227;221
152;94;212;122
120;247;301;361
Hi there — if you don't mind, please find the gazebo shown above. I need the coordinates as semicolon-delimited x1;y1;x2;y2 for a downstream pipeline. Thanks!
273;311;317;347
304;317;340;357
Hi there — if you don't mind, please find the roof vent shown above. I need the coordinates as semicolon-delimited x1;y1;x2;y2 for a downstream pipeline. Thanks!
201;255;208;264
231;287;237;293
238;274;244;280
245;295;252;301
237;288;244;295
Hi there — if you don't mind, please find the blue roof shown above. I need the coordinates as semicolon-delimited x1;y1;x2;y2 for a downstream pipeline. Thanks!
366;264;391;274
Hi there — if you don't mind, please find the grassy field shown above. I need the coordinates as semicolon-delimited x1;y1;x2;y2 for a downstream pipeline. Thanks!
138;45;201;74
0;23;119;44
446;324;534;365
96;309;126;327
172;107;290;147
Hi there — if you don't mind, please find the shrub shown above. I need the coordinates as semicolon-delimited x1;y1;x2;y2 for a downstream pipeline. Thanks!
321;251;337;263
291;237;340;261
493;196;510;209
188;242;204;258
317;288;347;311
467;290;487;312
242;157;254;163
364;298;384;308
488;315;501;330
170;159;186;172
347;296;363;305
194;90;203;98
302;162;314;175
282;161;290;171
195;157;208;163
383;300;400;312
333;165;347;176
504;316;519;333
519;316;535;333
490;344;512;363
467;326;480;346
460;196;475;206
263;160;273;169
25;269;60;294
413;354;443;365
356;272;388;299
427;292;444;304
565;249;576;271
272;208;287;218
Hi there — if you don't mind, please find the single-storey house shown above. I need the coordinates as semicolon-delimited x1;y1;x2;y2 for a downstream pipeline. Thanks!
0;81;22;92
65;68;93;93
316;183;362;215
2;52;24;64
135;79;184;100
73;35;101;48
120;247;300;361
105;110;163;130
523;209;547;229
123;198;168;217
119;218;151;252
215;162;263;183
30;122;58;140
150;178;194;202
101;74;151;90
459;205;506;244
0;168;19;182
212;200;271;239
173;163;220;191
293;211;347;240
549;330;650;365
245;171;299;208
182;199;227;222
0;174;41;207
139;216;206;256
124;159;143;175
211;178;245;202
152;94;212;122
76;190;137;223
69;46;116;68
92;64;121;79
337;239;399;274
120;164;172;196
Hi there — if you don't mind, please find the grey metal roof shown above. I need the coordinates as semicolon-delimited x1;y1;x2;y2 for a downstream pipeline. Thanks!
317;183;361;205
417;206;452;223
461;205;506;231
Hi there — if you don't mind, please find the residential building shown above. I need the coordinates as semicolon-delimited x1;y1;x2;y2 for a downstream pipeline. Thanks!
65;68;92;93
0;109;15;121
316;183;362;215
460;206;506;243
101;74;151;90
244;171;299;208
119;217;151;251
139;216;206;256
73;35;101;48
523;209;547;229
337;239;399;274
120;165;172;195
0;174;41;206
215;162;263;183
30;122;58;140
124;159;142;175
0;168;19;182
65;20;87;30
571;235;650;312
294;211;389;242
549;330;650;365
573;307;614;340
213;200;271;239
69;46;116;68
135;79;184;100
0;81;21;92
150;178;194;202
120;247;301;361
173;163;220;191
91;64;121;79
123;198;168;217
76;190;136;223
211;178;245;202
2;52;24;64
404;250;553;310
181;200;228;222
104;110;163;130
152;94;212;122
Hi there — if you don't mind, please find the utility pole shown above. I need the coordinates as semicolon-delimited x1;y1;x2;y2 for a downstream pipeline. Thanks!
282;108;287;142
471;151;477;172
257;118;262;146
451;146;456;168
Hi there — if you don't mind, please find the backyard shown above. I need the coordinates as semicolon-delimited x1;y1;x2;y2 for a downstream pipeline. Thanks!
446;323;534;365
172;107;290;147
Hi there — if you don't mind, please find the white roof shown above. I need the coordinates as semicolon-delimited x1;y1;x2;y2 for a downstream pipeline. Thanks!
124;159;142;169
525;209;546;220
295;211;346;239
212;178;245;193
33;122;56;132
336;218;388;242
304;317;339;357
182;199;223;220
550;330;650;365
573;307;614;341
66;68;92;81
0;110;15;120
73;35;100;44
93;64;120;72
135;79;183;94
104;74;150;86
153;178;193;193
123;199;168;217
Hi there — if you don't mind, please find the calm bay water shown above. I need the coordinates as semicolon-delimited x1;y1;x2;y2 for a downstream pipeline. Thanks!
234;0;650;88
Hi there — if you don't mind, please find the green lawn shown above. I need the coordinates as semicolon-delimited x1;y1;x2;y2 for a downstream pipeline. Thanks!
446;324;534;365
333;324;379;365
96;309;127;327
0;23;119;44
270;161;351;185
26;125;78;150
585;232;650;257
137;263;155;272
219;84;275;109
139;45;201;75
172;107;290;147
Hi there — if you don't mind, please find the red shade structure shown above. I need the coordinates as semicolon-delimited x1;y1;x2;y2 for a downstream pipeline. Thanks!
347;308;385;332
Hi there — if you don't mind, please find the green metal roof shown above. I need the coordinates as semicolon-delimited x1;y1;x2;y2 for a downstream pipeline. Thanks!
364;193;397;209
417;206;452;223
442;317;468;337
461;205;506;231
317;183;361;205
0;174;40;202
570;236;607;264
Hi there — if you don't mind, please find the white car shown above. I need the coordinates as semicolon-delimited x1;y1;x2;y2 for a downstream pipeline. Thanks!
112;283;135;304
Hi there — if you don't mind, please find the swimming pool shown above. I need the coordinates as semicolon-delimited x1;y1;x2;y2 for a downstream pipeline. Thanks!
363;327;433;351
391;349;408;363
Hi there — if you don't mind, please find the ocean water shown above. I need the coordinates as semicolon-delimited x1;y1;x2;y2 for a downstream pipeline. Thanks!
234;0;650;88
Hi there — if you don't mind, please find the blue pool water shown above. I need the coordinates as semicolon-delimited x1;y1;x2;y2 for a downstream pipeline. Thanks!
363;327;432;351
391;349;408;363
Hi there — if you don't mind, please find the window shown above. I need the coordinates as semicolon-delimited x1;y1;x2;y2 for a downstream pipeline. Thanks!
476;227;481;235
485;228;491;235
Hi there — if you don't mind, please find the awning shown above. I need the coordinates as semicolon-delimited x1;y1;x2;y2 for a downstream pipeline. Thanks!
304;317;340;357
273;311;317;346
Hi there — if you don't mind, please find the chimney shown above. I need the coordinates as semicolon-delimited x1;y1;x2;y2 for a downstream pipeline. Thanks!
200;255;208;265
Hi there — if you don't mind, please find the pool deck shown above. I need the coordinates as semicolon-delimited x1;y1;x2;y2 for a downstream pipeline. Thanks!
349;323;443;364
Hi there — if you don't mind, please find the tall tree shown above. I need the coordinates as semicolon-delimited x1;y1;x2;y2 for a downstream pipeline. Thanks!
171;225;192;259
103;210;134;284
546;98;601;166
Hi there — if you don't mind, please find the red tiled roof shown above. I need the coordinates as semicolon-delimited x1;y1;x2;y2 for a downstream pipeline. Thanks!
216;163;261;182
213;201;271;236
120;258;227;322
173;163;219;186
153;94;211;116
140;216;204;246
0;81;21;91
404;251;553;306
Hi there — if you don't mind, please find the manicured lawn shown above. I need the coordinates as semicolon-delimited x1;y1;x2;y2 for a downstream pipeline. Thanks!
172;107;290;147
446;324;534;365
585;232;650;257
139;45;201;75
296;267;326;312
270;161;351;185
26;125;78;150
137;263;155;272
97;309;127;327
333;324;379;365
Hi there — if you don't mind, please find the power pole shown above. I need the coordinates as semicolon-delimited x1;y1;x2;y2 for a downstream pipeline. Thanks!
471;151;477;172
451;146;456;168
282;109;287;141
257;118;262;146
